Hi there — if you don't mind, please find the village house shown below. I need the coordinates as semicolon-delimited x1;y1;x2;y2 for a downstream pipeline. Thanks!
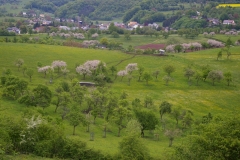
40;14;45;18
59;26;71;31
42;20;52;26
223;20;235;25
7;27;21;34
148;23;159;29
128;21;139;28
207;18;220;25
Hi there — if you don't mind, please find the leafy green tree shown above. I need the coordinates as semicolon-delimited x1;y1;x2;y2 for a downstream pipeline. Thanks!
224;72;232;86
173;115;240;160
118;135;150;160
32;84;52;110
100;37;109;46
68;107;86;135
162;32;169;39
144;95;153;108
2;76;28;100
111;31;119;38
164;129;181;147
226;37;233;46
152;70;160;80
174;45;183;53
138;66;144;81
105;92;118;121
207;70;223;86
223;45;231;59
142;72;152;85
182;111;194;130
164;65;175;76
195;71;201;85
171;107;181;125
108;23;117;33
159;101;172;120
124;32;131;40
217;49;222;60
163;75;173;86
127;45;134;52
184;67;195;80
22;65;27;76
26;69;34;82
125;119;142;137
112;105;131;137
110;66;117;76
15;58;24;71
201;65;211;81
135;110;158;137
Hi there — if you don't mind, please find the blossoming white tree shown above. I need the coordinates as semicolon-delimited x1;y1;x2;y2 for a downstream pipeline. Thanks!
117;70;128;81
15;58;24;71
126;63;138;75
38;66;53;78
166;45;175;53
76;65;92;80
51;60;67;73
207;39;225;48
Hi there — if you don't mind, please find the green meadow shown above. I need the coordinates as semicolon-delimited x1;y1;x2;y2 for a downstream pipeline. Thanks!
0;42;240;159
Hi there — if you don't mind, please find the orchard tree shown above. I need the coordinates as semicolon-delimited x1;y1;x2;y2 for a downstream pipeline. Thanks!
171;107;181;125
163;75;173;86
119;135;150;160
22;65;27;76
15;58;24;71
76;65;91;80
144;95;153;108
38;66;53;78
68;107;86;135
165;129;181;147
142;72;152;85
117;70;128;81
32;84;52;110
224;45;231;59
182;111;194;130
184;67;195;80
51;60;67;73
127;75;132;86
152;70;160;80
138;66;144;81
217;50;222;60
110;66;117;76
135;110;158;137
195;71;201;85
59;92;71;120
125;119;142;137
68;73;76;81
61;68;70;78
224;72;232;86
174;44;183;53
202;65;211;81
164;65;175;76
207;70;223;86
159;101;172;120
124;32;131;40
112;105;131;137
26;69;34;82
1;75;28;100
125;63;138;75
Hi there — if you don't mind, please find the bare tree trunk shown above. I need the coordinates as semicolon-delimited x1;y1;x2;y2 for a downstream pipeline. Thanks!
73;126;76;135
118;127;121;137
169;139;173;147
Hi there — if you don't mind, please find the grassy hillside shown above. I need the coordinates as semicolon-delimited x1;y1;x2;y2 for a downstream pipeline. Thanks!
0;43;240;158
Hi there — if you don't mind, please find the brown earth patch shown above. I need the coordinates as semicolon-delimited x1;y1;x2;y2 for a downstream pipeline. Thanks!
135;44;165;50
